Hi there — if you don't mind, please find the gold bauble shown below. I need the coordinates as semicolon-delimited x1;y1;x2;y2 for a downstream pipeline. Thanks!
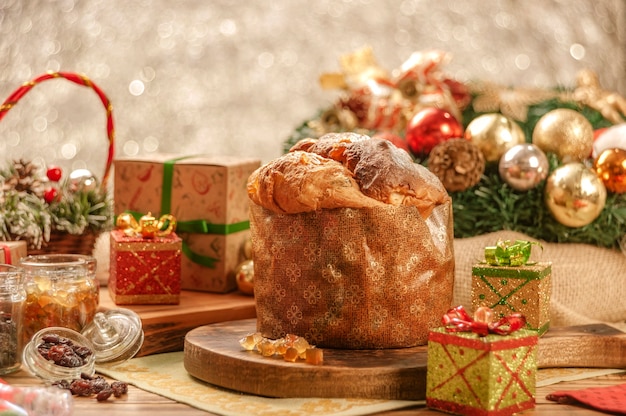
594;148;626;194
532;109;593;163
235;259;255;296
464;113;526;163
545;163;607;228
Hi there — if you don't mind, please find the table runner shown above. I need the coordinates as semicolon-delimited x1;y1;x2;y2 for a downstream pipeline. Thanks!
96;352;624;416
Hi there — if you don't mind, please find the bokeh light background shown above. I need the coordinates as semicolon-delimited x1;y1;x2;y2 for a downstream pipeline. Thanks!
1;0;624;186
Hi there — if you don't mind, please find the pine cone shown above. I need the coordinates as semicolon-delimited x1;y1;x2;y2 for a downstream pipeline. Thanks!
428;139;485;192
1;159;46;198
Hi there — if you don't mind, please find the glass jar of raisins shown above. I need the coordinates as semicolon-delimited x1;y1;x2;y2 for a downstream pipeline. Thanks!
19;254;99;346
0;264;26;375
22;308;144;382
22;327;96;381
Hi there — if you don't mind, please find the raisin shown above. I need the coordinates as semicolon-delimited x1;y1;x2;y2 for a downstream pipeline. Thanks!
96;388;113;402
52;379;71;390
70;379;93;396
47;344;70;362
90;376;110;393
72;345;92;359
57;353;83;368
41;334;61;344
110;381;128;397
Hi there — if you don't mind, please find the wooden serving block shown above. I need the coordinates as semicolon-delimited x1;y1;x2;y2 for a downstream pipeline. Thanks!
184;319;626;401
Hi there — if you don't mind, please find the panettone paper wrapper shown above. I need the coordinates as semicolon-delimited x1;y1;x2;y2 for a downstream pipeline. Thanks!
250;202;455;349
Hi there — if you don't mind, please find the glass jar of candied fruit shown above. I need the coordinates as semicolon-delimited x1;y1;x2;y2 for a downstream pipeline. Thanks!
0;264;26;375
22;308;144;382
19;254;99;346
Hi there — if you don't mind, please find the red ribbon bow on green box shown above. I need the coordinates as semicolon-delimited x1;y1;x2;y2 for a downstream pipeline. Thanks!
443;305;527;337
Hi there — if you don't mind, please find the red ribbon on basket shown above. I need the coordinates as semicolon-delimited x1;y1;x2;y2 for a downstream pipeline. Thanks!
442;305;526;337
0;71;115;188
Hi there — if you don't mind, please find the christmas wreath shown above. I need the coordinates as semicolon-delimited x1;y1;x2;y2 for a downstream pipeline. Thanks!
284;47;626;249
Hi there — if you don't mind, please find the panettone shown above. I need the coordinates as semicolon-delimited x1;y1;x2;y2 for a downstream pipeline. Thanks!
248;132;455;349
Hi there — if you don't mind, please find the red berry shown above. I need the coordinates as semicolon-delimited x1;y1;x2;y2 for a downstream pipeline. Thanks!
44;187;59;203
47;166;63;182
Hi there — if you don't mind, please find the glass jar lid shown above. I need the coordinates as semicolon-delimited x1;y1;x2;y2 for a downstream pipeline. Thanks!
81;308;144;366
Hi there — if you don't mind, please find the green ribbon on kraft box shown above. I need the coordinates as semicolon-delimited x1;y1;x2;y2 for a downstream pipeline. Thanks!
118;156;251;269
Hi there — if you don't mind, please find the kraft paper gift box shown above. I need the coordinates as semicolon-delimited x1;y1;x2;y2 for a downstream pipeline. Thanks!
114;154;260;293
0;241;27;265
426;308;538;416
109;229;182;304
471;262;552;336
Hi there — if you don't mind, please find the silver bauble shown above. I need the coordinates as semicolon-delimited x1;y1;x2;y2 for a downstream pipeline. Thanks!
67;169;99;192
498;144;550;191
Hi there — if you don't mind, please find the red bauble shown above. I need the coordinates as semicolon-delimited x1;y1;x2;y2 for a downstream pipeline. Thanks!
405;107;463;157
46;166;63;182
44;187;59;203
372;131;410;153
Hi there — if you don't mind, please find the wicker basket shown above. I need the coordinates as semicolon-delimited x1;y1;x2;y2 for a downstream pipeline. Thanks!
0;71;114;256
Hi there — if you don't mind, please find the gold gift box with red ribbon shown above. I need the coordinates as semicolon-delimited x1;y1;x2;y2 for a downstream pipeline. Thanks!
426;306;538;416
113;154;260;293
471;240;552;335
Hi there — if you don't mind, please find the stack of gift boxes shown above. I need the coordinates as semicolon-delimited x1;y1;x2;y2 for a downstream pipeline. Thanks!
109;154;260;304
426;240;551;416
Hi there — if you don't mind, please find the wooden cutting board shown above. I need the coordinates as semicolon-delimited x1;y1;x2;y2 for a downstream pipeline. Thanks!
183;319;626;400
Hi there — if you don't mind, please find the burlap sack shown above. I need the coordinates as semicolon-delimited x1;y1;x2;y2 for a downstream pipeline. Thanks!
250;203;455;349
453;230;626;328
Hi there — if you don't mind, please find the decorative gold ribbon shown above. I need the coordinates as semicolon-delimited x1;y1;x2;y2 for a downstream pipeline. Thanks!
116;212;176;239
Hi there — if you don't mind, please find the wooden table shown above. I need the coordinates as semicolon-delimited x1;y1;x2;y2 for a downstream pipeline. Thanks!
3;369;625;415
3;288;624;415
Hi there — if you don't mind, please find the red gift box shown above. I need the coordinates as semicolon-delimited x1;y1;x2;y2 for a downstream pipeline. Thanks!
108;229;182;305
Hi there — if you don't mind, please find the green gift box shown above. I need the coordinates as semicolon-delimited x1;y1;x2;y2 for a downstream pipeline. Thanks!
472;262;552;335
426;327;538;416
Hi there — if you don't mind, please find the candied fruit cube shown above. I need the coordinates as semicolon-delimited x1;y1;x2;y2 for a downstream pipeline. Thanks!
284;334;299;345
274;338;289;356
257;339;276;357
305;348;324;365
292;337;310;354
239;332;263;351
283;347;299;362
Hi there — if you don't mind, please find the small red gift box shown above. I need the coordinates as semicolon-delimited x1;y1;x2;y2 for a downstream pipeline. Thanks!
109;229;182;305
